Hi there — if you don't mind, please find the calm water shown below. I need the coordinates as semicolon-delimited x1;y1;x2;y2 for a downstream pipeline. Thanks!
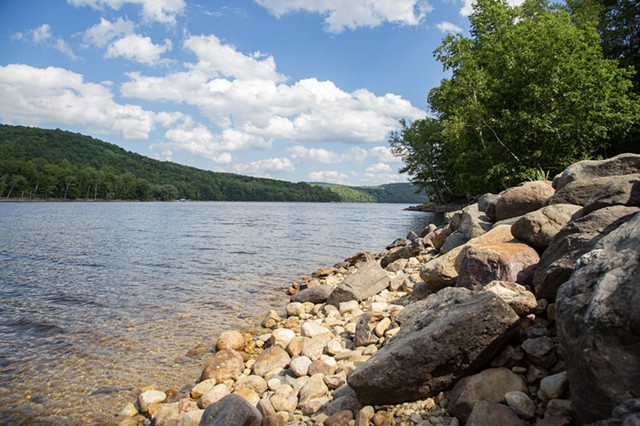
0;202;436;425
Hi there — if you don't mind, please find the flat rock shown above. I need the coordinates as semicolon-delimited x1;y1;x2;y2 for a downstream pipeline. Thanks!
291;284;334;304
556;212;640;423
447;367;528;422
252;346;291;377
301;322;331;338
495;181;555;221
347;288;520;405
553;153;640;190
199;394;262;426
511;204;582;250
327;261;391;306
200;349;245;382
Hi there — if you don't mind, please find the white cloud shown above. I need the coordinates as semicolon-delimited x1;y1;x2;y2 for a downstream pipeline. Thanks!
106;34;172;65
83;17;135;47
369;146;401;163
232;157;295;176
0;64;155;139
364;161;405;184
14;24;78;60
308;170;349;184
31;24;52;43
68;0;185;25
255;0;433;33
459;0;524;16
121;34;424;150
289;146;367;164
436;21;463;33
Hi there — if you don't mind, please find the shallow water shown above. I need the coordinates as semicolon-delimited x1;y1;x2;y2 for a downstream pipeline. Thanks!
0;201;437;425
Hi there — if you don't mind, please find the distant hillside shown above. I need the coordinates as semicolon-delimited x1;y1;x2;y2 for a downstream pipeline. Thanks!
0;125;338;201
312;183;427;203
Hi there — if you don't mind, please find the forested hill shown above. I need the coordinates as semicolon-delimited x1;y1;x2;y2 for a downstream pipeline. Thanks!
0;125;424;203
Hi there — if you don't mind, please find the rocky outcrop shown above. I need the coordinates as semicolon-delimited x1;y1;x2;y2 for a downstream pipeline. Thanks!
495;181;555;221
326;261;390;306
556;212;640;423
347;288;520;405
553;153;640;190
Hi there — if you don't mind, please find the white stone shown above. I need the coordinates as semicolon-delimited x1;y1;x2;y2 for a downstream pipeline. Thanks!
177;409;204;426
118;403;138;417
199;383;230;408
270;328;296;348
286;302;305;317
339;300;359;315
371;302;389;312
191;379;217;399
374;317;392;337
301;322;331;338
270;394;297;413
325;338;345;356
138;390;166;413
290;356;313;377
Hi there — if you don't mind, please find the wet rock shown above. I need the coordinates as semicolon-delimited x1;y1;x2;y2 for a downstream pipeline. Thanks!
553;153;640;190
447;367;528;422
252;346;291;377
485;281;537;316
138;390;166;413
326;261;391;306
215;331;245;352
456;242;540;290
292;284;334;304
348;288;520;405
465;400;526;426
199;394;262;426
118;403;138;417
511;204;582;250
495;181;555;221
556;212;640;423
200;349;245;382
505;391;536;419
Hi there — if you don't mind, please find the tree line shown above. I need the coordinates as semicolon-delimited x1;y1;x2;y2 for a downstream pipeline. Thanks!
391;0;639;203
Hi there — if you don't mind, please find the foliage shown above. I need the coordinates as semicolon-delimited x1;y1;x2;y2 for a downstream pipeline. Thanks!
391;0;639;199
313;182;428;203
0;125;341;202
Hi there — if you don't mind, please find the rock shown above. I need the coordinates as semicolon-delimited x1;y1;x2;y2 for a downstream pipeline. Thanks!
511;204;583;250
537;417;573;426
381;241;424;268
539;371;569;401
582;174;640;215
301;322;331;338
200;349;246;382
138;390;166;413
252;346;291;377
234;388;260;406
386;258;408;273
270;328;296;349
495;181;555;221
269;394;296;413
177;409;204;426
327;395;362;415
291;284;334;304
411;281;431;300
262;310;281;328
447;367;528;422
374;317;392;337
505;391;536;419
355;406;376;426
118;403;138;417
456;242;540;290
215;331;245;352
533;206;639;300
338;300;359;315
285;336;305;357
485;281;537;316
585;398;640;426
325;338;345;356
199;384;231;408
556;212;640;423
298;373;329;415
302;334;332;361
347;288;520;405
545;399;574;418
199;394;262;426
290;356;313;377
419;246;462;291
553;153;640;190
308;359;337;376
424;226;453;251
465;400;526;426
354;312;385;347
285;302;305;317
326;261;391;306
458;204;493;239
478;193;499;221
257;398;276;417
262;414;285;426
521;336;556;369
192;379;217;399
440;232;469;254
235;375;268;397
324;410;354;426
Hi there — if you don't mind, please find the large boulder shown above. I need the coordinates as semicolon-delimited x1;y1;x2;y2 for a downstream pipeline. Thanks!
347;288;520;405
553;153;640;190
326;261;390;306
456;242;540;290
495;181;555;221
465;401;527;426
478;193;499;221
556;212;640;424
200;349;245;382
547;174;640;212
532;206;639;300
511;204;583;250
291;284;334;304
199;394;262;426
458;204;493;240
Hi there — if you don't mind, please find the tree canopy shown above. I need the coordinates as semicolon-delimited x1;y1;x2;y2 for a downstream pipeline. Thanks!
391;0;639;200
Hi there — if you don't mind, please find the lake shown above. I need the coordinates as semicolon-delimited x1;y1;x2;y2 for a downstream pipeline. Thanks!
0;201;437;424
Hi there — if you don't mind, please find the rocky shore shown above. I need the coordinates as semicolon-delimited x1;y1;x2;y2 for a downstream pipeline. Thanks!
117;153;640;426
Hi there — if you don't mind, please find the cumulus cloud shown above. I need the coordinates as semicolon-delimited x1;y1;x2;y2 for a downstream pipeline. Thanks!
83;17;135;47
232;157;295;176
14;24;78;60
436;21;463;33
459;0;524;16
106;34;172;65
364;161;405;184
0;64;155;139
369;146;402;163
255;0;433;33
68;0;185;25
121;34;424;149
308;170;349;184
289;146;367;164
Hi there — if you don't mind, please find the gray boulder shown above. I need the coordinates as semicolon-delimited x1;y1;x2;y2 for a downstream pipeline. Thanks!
532;206;639;300
347;288;520;405
291;284;334;304
440;231;469;254
512;204;583;250
582;174;640;215
495;181;556;221
556;212;640;424
199;394;262;426
586;398;640;426
326;261;390;306
458;204;493;240
553;153;640;190
465;401;527;426
478;193;499;221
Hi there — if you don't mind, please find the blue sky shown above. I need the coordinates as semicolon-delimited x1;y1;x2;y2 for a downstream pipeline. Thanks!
0;0;501;185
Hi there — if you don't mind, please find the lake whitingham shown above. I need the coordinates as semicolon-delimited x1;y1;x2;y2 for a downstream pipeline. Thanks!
0;201;437;424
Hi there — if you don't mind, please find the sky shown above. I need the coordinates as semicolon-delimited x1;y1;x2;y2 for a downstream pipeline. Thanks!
0;0;501;186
